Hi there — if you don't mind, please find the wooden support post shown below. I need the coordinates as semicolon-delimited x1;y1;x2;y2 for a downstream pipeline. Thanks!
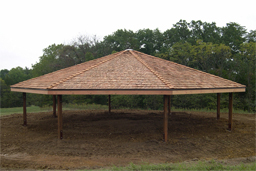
228;93;233;131
168;95;171;115
57;95;63;139
163;95;169;142
23;93;27;126
53;95;57;118
217;93;220;120
108;95;111;113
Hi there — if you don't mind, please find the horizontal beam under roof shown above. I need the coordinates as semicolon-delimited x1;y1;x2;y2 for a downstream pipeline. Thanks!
11;87;246;95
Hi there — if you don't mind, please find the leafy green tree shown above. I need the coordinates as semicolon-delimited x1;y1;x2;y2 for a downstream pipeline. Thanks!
32;44;64;77
172;94;216;110
85;52;94;61
4;67;31;86
169;41;193;66
155;51;170;60
0;69;9;81
112;95;144;109
137;28;164;55
190;40;215;71
189;20;204;43
72;35;102;61
193;40;231;76
103;29;139;52
0;78;8;107
163;20;191;48
143;95;163;110
163;28;177;48
56;45;83;69
189;20;221;44
170;40;231;74
210;43;232;78
245;30;256;42
234;42;256;111
93;40;114;58
221;22;246;53
172;20;192;42
0;67;31;108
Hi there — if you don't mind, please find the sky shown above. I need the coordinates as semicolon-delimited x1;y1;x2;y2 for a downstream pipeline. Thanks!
0;0;255;70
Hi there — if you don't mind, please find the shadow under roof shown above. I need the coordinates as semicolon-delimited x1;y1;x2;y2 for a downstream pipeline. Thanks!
11;50;246;95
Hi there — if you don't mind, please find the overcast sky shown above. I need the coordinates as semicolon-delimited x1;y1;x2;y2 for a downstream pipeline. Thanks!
0;0;255;70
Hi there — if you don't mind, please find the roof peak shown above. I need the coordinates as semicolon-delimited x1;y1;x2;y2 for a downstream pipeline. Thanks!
130;50;174;89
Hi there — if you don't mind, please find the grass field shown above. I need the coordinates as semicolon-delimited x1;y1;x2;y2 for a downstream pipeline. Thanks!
90;160;256;171
171;107;255;114
0;105;50;116
1;104;254;116
0;104;108;116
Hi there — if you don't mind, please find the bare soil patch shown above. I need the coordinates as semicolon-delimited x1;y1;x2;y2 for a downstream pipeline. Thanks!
1;109;255;170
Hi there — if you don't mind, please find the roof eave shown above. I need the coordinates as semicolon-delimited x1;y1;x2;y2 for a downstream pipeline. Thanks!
11;87;246;95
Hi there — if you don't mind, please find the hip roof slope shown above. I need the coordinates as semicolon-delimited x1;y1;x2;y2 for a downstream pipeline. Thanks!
134;50;245;89
11;49;245;90
53;51;169;89
11;51;123;89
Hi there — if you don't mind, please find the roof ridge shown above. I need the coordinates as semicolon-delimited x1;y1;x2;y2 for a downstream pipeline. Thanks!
47;50;125;89
129;50;174;89
134;50;245;87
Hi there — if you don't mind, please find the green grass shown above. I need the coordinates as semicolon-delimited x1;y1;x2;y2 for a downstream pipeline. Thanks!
1;104;254;117
82;160;256;171
0;103;108;116
0;105;51;116
171;107;255;114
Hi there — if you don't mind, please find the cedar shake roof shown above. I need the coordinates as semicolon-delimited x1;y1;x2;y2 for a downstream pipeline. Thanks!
11;50;246;95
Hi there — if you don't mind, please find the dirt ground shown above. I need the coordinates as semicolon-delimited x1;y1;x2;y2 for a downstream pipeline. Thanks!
1;109;255;170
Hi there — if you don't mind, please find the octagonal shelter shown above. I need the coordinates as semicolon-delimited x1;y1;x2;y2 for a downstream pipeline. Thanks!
11;49;246;142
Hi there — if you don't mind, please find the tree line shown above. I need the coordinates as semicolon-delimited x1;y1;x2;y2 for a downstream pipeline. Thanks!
1;20;255;112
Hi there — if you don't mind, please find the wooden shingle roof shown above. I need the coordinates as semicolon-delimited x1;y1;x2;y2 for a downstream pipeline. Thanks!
11;50;245;95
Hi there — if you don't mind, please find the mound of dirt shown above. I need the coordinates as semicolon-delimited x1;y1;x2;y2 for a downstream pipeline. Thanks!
1;110;255;170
